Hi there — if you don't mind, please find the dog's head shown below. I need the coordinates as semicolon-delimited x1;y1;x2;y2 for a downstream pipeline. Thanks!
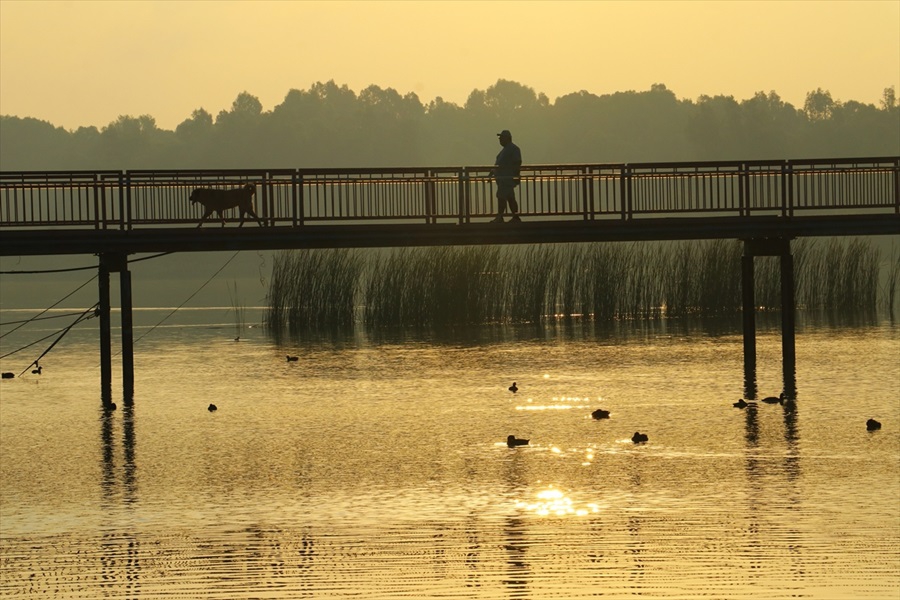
189;188;202;204
243;183;256;196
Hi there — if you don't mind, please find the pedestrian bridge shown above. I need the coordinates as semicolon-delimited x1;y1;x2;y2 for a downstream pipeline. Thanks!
1;156;898;256
2;156;898;401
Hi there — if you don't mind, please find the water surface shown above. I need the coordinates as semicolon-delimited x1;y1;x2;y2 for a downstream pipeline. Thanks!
1;312;898;598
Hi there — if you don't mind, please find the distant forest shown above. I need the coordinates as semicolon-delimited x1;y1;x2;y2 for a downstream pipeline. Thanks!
1;80;898;171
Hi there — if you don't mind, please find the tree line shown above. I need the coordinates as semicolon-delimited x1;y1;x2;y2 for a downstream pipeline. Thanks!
1;80;898;171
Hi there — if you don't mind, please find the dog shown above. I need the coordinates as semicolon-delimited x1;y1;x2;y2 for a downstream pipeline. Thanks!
190;183;262;227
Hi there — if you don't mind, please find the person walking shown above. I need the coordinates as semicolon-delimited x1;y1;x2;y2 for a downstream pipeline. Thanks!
490;129;522;223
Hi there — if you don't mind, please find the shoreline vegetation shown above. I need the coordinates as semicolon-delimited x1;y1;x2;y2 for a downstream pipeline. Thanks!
2;82;896;171
265;239;899;333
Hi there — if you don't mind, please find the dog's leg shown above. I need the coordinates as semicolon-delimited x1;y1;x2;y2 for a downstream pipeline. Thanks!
197;208;213;228
245;208;262;227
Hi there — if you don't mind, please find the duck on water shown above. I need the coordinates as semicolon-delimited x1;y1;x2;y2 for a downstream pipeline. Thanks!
761;393;786;404
507;435;529;448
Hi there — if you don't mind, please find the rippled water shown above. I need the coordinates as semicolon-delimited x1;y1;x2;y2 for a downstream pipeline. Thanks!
1;311;898;599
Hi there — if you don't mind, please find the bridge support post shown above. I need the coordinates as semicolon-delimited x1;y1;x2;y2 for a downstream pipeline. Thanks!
98;252;132;405
780;250;796;376
120;265;134;402
741;238;795;395
741;249;756;394
99;256;112;404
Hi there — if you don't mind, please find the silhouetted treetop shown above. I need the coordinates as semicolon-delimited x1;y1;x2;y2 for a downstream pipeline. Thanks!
1;80;897;170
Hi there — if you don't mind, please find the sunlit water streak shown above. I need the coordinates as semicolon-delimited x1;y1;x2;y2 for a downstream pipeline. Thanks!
1;311;898;598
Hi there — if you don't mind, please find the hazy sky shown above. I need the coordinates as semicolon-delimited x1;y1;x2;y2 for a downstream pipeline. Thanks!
1;0;898;131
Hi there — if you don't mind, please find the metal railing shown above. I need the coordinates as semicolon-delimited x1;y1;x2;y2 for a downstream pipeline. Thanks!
1;157;897;230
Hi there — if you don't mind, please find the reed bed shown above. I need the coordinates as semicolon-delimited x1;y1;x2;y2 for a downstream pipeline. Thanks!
882;243;900;313
265;248;362;333
265;238;887;332
795;238;880;314
362;246;506;327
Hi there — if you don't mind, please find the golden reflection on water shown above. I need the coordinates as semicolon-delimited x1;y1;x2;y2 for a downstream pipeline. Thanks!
515;485;602;518
516;395;592;410
1;317;898;599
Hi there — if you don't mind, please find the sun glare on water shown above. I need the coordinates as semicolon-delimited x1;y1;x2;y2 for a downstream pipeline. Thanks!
516;395;591;411
516;485;601;517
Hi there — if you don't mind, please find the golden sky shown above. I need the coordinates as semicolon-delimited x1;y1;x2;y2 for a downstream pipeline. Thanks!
1;0;898;131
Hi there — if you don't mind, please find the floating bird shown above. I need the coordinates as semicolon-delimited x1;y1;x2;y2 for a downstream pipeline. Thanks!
507;435;529;448
591;408;610;419
508;382;518;393
31;365;42;375
733;399;754;409
866;418;882;431
208;403;218;412
287;355;299;362
631;431;649;443
105;402;117;411
761;393;786;404
1;372;14;379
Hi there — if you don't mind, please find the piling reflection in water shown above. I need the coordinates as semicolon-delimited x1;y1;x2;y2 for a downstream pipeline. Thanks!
99;401;140;596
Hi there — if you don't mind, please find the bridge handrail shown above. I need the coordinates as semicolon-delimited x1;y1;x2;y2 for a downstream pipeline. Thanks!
1;157;897;229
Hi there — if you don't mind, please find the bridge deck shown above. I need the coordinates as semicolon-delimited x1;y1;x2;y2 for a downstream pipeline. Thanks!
2;215;897;257
1;157;898;256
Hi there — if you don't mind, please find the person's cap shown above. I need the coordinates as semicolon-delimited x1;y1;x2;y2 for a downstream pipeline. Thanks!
497;130;512;138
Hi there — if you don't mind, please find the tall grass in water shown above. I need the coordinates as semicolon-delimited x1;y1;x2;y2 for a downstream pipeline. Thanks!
265;239;886;332
507;245;560;323
581;243;630;320
882;243;900;314
576;241;741;319
265;249;362;333
653;240;742;317
363;246;506;327
796;238;880;314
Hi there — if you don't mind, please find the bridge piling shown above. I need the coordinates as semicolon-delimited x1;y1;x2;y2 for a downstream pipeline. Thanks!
98;253;133;405
741;250;756;380
742;238;795;394
120;265;134;402
98;256;112;404
780;250;796;375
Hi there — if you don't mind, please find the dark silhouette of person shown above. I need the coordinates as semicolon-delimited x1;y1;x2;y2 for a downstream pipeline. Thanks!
490;130;522;223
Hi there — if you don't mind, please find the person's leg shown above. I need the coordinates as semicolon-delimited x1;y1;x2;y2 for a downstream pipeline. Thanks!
494;189;508;222
508;192;520;220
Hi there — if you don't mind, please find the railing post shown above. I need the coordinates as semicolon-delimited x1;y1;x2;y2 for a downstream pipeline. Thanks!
425;170;435;224
293;171;304;227
582;166;591;221
123;171;131;231
738;163;747;217
260;172;269;226
94;173;102;230
620;165;632;220
459;168;470;225
894;157;900;215
781;161;793;218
